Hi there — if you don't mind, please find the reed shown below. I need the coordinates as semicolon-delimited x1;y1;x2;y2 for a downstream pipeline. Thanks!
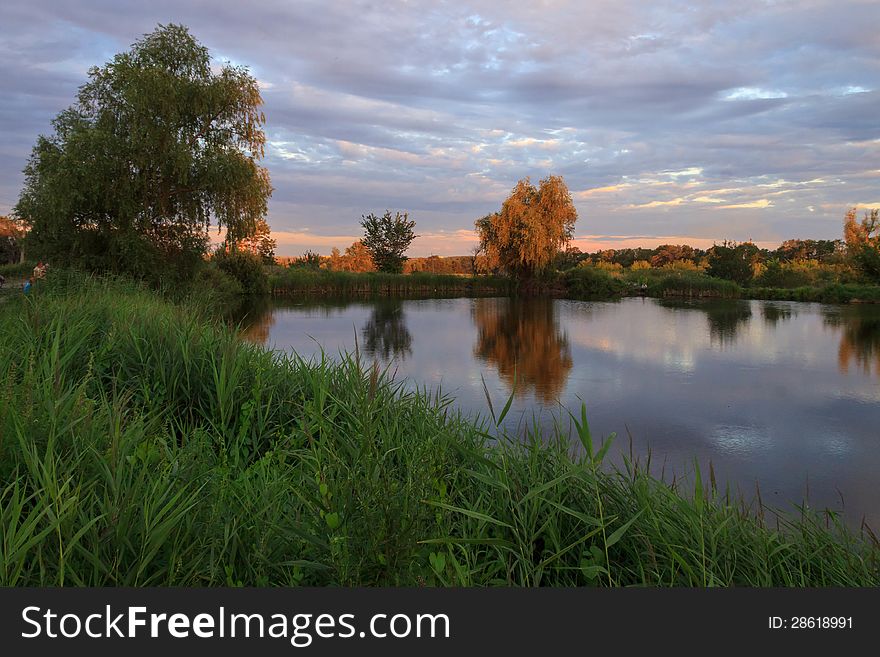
269;268;513;297
1;272;877;586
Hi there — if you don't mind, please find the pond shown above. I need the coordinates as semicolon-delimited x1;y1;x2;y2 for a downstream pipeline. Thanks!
239;295;880;528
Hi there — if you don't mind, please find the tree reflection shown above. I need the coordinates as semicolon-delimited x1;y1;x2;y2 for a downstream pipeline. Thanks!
361;299;412;361
705;301;752;346
761;303;794;326
236;296;274;344
824;308;880;375
472;298;572;403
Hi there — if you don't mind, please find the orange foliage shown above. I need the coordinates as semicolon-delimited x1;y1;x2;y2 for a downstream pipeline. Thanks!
472;298;572;403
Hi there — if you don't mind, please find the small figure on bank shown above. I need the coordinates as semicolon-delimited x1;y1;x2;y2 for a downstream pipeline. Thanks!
23;277;33;294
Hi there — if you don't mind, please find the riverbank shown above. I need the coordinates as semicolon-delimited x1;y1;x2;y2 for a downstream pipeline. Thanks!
268;265;880;304
269;267;514;297
1;272;877;586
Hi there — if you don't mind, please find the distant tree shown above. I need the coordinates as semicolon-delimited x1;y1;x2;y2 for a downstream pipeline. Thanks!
14;24;272;283
774;239;841;263
326;246;344;271
475;175;577;281
0;215;26;264
706;240;760;285
553;245;584;271
235;218;277;264
288;250;322;270
844;207;880;282
360;211;417;274
651;244;694;267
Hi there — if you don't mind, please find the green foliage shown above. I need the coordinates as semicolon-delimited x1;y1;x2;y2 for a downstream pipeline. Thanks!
360;211;417;274
213;249;269;295
288;250;323;270
706;241;759;285
0;260;36;279
187;263;244;308
749;284;880;304
654;271;742;299
269;267;512;296
844;208;880;283
564;266;627;299
14;24;272;285
0;274;877;586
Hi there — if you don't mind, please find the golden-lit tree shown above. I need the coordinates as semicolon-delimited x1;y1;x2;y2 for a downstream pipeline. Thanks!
475;175;577;280
472;298;572;403
342;240;376;272
844;207;880;282
324;240;376;272
236;217;277;264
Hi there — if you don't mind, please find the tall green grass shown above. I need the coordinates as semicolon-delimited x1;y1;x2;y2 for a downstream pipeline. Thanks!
269;268;513;297
748;283;880;304
0;260;36;279
1;272;877;586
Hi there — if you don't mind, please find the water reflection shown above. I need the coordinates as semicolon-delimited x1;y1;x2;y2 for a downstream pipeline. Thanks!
658;299;752;346
471;298;572;403
824;306;880;375
761;303;795;326
235;296;275;344
361;299;413;360
235;295;880;527
704;302;752;346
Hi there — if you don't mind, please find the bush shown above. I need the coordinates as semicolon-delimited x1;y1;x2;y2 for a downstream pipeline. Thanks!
213;249;269;295
564;265;627;299
186;263;244;308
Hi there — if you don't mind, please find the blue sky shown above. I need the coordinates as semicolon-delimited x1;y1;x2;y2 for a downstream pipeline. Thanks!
1;0;878;255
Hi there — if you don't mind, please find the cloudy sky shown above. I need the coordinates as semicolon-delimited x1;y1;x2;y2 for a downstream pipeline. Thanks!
1;0;878;256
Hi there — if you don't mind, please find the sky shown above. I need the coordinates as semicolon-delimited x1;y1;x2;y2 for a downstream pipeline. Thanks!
1;0;878;256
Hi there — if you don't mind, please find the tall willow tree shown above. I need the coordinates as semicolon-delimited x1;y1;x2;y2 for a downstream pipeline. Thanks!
14;24;272;282
475;175;577;280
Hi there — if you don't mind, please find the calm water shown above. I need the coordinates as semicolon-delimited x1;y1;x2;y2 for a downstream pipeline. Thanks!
239;296;880;527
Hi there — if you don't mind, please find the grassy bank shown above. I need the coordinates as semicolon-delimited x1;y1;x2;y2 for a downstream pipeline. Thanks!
269;268;513;297
564;265;880;304
1;273;877;586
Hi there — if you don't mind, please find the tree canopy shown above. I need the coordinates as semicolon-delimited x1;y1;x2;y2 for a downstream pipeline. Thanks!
360;211;417;274
234;217;277;265
475;175;577;280
706;240;760;285
14;23;272;282
844;207;880;283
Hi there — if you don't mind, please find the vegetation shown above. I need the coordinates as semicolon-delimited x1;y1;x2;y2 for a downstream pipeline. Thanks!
212;249;270;296
706;241;760;285
844;207;880;283
0;216;26;265
476;176;577;281
13;24;272;286
564;265;628;299
323;240;376;273
233;217;277;265
269;267;512;296
360;211;417;274
1;273;877;586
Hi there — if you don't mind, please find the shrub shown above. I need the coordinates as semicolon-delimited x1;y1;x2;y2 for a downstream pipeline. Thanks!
187;263;244;308
564;265;627;299
213;249;269;295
